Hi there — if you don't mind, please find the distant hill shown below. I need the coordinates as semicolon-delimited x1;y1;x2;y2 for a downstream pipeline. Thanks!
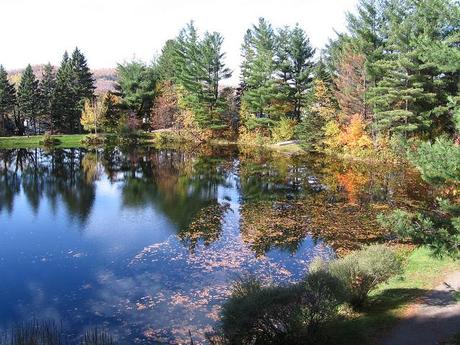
8;65;117;93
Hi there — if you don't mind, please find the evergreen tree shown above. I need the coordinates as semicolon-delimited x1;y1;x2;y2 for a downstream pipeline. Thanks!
156;39;180;82
346;0;388;81
194;31;232;127
0;65;16;135
314;56;333;87
367;0;460;137
54;51;80;133
101;91;122;132
240;18;279;123
17;65;41;134
39;63;57;132
275;24;315;121
71;47;95;102
115;60;157;118
173;23;232;128
297;79;338;150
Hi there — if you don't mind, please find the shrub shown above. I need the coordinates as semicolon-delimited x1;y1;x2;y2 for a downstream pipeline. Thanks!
339;114;373;156
117;114;141;143
329;244;402;309
219;280;302;345
217;271;345;345
237;126;270;146
81;134;105;146
39;133;61;146
299;268;347;335
271;117;296;143
322;120;342;154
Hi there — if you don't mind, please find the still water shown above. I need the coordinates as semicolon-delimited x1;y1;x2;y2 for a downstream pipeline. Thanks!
0;146;432;344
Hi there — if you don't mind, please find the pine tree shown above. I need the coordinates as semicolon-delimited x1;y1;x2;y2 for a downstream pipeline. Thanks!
346;0;387;81
39;63;57;132
194;31;232;127
17;65;41;134
71;47;95;102
314;56;333;87
0;65;16;135
297;79;337;150
101;91;122;132
275;24;315;121
115;60;156;118
240;18;279;123
157;39;180;82
368;55;428;135
54;51;79;133
173;23;232;128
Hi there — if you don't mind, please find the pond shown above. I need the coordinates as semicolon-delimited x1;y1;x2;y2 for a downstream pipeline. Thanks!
0;145;433;344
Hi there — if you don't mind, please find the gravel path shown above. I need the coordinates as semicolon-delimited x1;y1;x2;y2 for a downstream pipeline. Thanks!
381;271;460;345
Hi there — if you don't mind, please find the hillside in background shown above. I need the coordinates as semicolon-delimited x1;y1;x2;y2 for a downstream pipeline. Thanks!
8;65;117;93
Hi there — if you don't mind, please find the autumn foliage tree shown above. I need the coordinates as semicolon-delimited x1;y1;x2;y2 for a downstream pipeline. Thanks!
151;81;179;130
339;113;373;155
333;48;368;121
80;97;108;134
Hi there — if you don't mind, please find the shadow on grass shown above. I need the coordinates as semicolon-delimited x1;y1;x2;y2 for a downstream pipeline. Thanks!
328;288;431;345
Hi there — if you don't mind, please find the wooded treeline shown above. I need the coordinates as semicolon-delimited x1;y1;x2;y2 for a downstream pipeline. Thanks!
0;0;459;154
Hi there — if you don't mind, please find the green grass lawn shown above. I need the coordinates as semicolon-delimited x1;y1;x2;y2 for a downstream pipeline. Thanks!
332;247;460;345
0;134;88;148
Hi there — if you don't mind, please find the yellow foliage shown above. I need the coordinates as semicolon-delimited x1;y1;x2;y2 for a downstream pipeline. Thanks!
271;117;296;143
323;120;342;154
310;79;336;122
238;126;270;146
80;98;107;133
340;114;373;155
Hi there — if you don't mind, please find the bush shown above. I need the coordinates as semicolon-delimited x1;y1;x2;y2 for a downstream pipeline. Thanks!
117;114;141;143
81;134;105;146
219;279;302;345
216;270;345;345
237;126;270;146
39;133;61;146
271;117;296;143
298;268;347;335
329;244;402;309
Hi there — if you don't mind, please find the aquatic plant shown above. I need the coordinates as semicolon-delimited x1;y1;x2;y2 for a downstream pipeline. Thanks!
0;321;117;345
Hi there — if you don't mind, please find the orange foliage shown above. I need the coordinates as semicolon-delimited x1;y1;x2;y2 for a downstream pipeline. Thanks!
339;114;373;155
333;49;367;119
336;170;369;204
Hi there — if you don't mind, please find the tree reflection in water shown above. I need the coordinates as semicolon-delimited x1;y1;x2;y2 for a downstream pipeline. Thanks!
0;146;435;344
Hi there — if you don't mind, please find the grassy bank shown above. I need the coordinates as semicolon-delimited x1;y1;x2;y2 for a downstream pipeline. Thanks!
333;247;459;344
0;134;87;148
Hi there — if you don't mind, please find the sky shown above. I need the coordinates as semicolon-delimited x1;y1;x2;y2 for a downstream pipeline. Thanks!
1;0;357;84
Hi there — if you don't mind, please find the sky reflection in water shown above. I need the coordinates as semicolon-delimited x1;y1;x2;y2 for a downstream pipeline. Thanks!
0;147;431;344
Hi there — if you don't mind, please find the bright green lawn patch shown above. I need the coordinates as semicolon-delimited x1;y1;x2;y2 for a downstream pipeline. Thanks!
331;247;459;345
0;134;88;148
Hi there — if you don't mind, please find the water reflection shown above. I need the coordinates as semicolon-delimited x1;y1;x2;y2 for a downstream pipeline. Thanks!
0;146;433;344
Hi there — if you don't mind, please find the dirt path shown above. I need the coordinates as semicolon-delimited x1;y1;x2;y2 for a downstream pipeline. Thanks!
381;271;460;345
